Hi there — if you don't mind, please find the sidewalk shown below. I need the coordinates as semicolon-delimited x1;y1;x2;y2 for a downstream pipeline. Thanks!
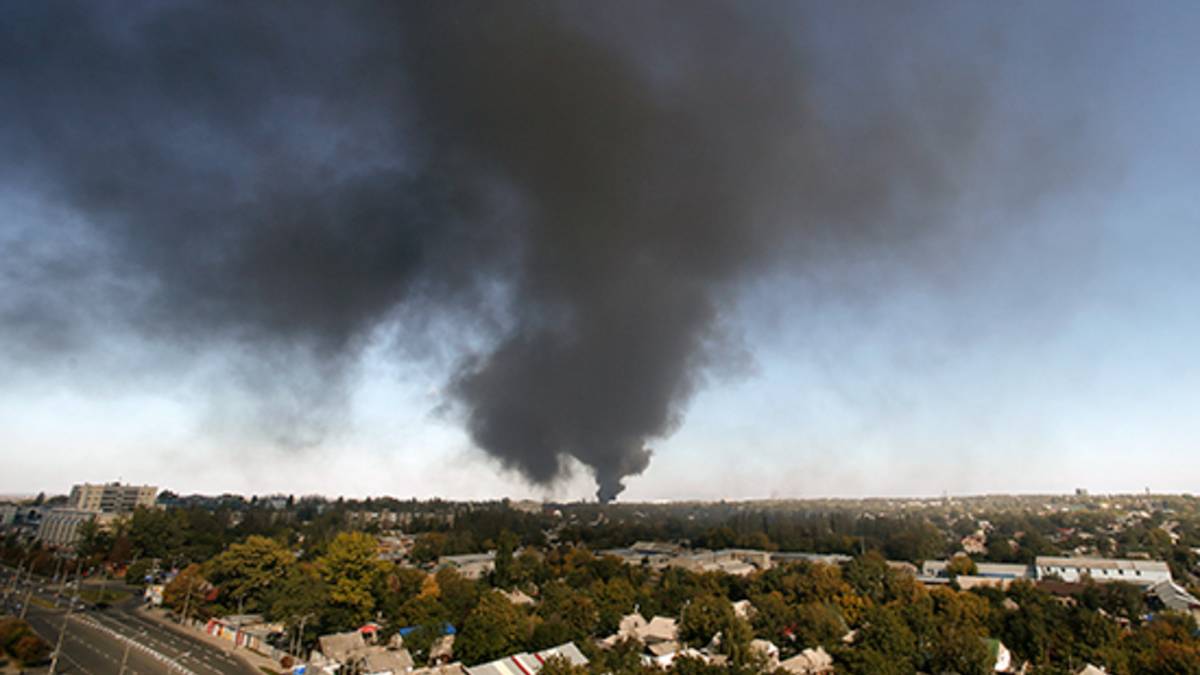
133;605;292;674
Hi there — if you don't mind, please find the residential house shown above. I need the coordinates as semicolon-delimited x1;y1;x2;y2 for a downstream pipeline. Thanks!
362;649;415;675
777;647;834;674
465;642;587;675
204;614;283;655
749;639;779;669
1148;579;1200;621
314;630;414;675
599;612;683;665
503;589;536;607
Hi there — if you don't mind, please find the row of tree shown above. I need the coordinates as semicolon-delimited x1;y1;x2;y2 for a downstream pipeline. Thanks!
144;529;1200;675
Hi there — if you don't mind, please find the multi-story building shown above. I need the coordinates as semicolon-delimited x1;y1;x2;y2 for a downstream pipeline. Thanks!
36;509;96;548
68;482;157;514
0;503;18;528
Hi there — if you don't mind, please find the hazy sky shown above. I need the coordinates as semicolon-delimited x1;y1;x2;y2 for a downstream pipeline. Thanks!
3;1;1199;501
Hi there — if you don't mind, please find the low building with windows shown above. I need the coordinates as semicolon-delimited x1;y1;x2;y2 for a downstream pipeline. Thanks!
438;552;495;580
36;508;96;548
1034;556;1171;586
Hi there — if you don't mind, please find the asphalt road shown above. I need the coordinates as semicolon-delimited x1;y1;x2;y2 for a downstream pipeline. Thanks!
3;566;257;675
24;608;176;675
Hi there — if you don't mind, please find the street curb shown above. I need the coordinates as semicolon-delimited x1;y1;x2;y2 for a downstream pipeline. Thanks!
74;614;197;675
129;607;267;675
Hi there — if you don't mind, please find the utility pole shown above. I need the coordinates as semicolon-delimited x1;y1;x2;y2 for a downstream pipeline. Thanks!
295;614;309;659
54;559;76;608
5;560;24;599
49;564;82;675
49;606;70;674
180;579;194;627
19;586;33;620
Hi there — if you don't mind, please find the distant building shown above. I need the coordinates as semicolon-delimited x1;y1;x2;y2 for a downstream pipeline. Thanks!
438;552;495;580
0;503;19;528
922;561;1033;580
1034;556;1171;586
36;509;96;548
69;482;157;514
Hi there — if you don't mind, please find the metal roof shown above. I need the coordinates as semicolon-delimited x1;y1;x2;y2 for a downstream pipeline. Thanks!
1035;556;1169;572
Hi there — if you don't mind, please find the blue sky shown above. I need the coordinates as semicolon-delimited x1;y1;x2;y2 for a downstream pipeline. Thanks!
2;2;1199;500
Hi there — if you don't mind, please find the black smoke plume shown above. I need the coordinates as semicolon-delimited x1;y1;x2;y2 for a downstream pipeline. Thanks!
0;2;1081;500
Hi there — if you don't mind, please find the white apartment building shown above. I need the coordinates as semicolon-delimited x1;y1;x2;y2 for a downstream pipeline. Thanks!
69;482;157;514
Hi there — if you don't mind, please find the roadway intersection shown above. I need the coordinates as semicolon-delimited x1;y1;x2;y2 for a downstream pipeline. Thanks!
3;566;258;675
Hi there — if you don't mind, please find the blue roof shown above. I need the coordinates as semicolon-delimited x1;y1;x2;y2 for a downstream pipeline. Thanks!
398;623;456;636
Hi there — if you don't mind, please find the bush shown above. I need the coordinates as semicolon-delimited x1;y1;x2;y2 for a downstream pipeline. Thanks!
126;558;155;586
0;617;31;653
11;633;51;665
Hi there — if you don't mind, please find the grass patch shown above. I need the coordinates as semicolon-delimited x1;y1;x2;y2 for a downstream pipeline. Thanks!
79;588;131;605
28;596;55;609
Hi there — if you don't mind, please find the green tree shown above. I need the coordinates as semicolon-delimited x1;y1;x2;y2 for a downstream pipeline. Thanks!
266;562;327;656
749;591;792;645
680;594;735;648
843;551;891;604
397;594;449;661
792;602;848;649
536;580;598;645
927;629;991;675
163;563;210;622
1128;613;1200;675
852;605;916;673
435;566;481;628
316;532;387;628
512;549;549;588
536;654;589;675
594;576;639;634
128;507;186;560
75;519;112;559
411;532;448;564
717;613;758;669
946;554;978;578
125;558;155;586
207;535;294;613
379;566;429;625
454;591;530;665
493;530;518;588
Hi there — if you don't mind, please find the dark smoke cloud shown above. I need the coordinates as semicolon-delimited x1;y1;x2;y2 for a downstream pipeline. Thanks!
0;2;1088;499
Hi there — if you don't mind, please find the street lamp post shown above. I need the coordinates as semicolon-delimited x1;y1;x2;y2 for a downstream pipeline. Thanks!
49;559;84;674
18;585;33;620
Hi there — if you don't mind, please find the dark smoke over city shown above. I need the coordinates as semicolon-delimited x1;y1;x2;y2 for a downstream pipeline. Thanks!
1;2;1090;500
